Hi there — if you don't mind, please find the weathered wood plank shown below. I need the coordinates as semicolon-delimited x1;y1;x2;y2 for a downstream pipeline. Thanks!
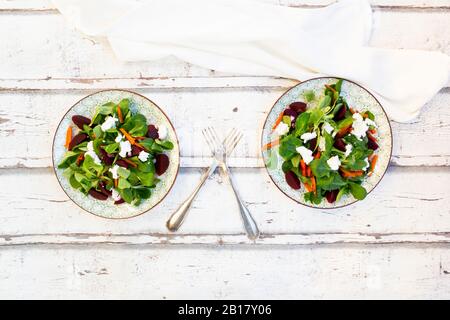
0;89;449;169
1;0;449;11
0;9;448;81
0;167;448;240
1;245;449;299
2;232;450;246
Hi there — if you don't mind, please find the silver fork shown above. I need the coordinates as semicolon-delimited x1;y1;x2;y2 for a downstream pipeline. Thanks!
203;127;260;240
166;129;242;232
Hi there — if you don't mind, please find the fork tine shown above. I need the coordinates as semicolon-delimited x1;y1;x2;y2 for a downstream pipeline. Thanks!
223;128;237;147
209;127;222;149
226;131;243;156
202;128;215;152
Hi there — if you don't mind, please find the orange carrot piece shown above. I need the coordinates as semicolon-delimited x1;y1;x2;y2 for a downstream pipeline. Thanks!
340;167;364;178
306;166;312;177
311;176;317;195
300;160;306;176
76;153;84;166
369;129;377;135
123;158;138;168
350;107;356;114
114;179;118;188
304;182;313;193
314;151;321;159
368;155;378;177
262;139;280;151
119;128;136;145
336;125;352;138
65;126;72;149
135;136;146;141
271;111;285;131
117;104;123;123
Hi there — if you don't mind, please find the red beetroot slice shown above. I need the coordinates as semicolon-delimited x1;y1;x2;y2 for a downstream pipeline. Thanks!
114;198;125;205
116;159;129;168
368;139;379;150
325;190;339;203
283;108;298;118
89;189;108;201
98;182;112;197
99;148;114;165
333;138;346;152
289;102;307;114
72;115;91;129
155;154;170;176
309;138;317;150
68;133;88;151
147;125;159;140
285;171;301;190
334;104;347;121
131;145;143;157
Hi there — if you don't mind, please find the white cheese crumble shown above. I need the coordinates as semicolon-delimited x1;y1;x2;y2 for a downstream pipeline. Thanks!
365;118;377;128
119;140;132;158
274;122;290;136
345;144;353;157
327;156;341;171
85;141;101;165
101;115;118;131
109;165;120;179
158;125;168;140
362;157;370;171
318;136;326;152
296;146;314;165
322;122;334;134
138;150;150;162
352;113;369;140
111;188;121;201
300;131;317;143
115;132;124;143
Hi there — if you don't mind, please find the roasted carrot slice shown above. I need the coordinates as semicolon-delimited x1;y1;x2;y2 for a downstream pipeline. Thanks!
311;176;317;195
123;158;138;168
306;166;312;177
368;155;378;177
369;129;377;135
119;128;136;145
114;179;118;188
65;126;72;149
262;139;280;151
304;182;313;193
300;160;306;176
117;104;123;123
76;153;84;166
271;111;285;131
340;167;364;178
336;125;352;138
314;151;321;159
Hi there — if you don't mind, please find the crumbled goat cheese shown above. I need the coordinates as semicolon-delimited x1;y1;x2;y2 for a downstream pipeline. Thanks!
352;113;369;140
158;125;168;140
362;157;370;171
111;188;121;201
109;165;120;179
345;144;353;157
318;136;326;152
296;146;314;165
138;150;150;162
327;155;341;171
300;131;317;143
119;140;132;158
322;122;334;134
115;132;124;143
275;122;290;136
101;115;118;131
365;118;377;128
85;141;101;164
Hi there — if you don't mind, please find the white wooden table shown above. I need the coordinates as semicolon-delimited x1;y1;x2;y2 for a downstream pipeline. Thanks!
0;0;449;299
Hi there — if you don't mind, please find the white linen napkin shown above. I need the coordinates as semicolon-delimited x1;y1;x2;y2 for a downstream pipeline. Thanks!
52;0;450;122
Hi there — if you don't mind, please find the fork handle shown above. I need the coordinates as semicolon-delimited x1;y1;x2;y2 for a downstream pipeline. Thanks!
166;165;215;232
221;163;260;240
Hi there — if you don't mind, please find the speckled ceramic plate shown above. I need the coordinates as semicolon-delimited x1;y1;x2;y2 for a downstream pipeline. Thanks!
261;77;392;209
52;90;180;219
